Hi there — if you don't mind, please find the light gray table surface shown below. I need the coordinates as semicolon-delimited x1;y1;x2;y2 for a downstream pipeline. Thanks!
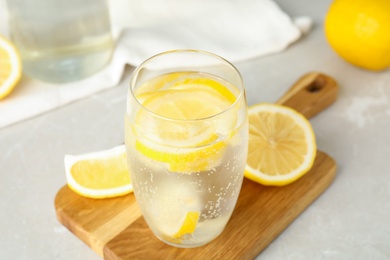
1;0;390;259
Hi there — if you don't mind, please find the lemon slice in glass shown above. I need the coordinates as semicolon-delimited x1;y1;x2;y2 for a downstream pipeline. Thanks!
149;182;201;240
133;73;238;173
173;211;200;239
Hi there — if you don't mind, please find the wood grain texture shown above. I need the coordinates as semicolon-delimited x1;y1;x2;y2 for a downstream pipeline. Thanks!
54;72;338;259
55;187;142;256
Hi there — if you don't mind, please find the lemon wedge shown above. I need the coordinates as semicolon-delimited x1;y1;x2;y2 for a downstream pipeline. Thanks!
245;103;316;186
173;211;200;239
147;181;202;240
64;145;133;199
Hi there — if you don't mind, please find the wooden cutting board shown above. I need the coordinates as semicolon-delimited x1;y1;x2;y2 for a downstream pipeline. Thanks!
55;72;338;259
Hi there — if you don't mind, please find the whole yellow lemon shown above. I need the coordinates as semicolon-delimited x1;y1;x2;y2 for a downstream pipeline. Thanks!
324;0;390;71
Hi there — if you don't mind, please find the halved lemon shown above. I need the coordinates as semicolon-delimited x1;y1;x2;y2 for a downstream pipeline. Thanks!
64;145;133;199
0;35;22;100
245;103;316;186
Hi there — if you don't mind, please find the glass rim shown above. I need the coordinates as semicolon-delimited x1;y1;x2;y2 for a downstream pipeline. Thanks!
129;49;245;123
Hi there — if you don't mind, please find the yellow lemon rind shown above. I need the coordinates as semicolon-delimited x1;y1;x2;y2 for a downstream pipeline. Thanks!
135;138;227;174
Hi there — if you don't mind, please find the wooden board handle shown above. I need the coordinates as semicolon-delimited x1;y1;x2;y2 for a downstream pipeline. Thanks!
276;72;339;119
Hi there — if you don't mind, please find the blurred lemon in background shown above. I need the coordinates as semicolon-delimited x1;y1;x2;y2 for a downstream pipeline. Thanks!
0;35;21;100
324;0;390;71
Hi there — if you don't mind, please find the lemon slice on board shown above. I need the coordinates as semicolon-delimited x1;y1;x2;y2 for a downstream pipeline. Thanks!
0;35;22;100
64;145;133;199
245;103;317;186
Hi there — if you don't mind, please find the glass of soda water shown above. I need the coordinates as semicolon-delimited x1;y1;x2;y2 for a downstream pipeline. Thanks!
5;0;113;83
125;50;248;248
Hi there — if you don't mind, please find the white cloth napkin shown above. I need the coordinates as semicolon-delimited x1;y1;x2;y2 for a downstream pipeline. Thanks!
0;0;311;129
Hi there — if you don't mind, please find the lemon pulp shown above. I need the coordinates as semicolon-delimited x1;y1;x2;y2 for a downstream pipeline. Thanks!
244;104;316;186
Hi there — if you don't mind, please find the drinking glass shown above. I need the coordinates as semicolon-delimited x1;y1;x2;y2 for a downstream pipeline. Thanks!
125;50;248;248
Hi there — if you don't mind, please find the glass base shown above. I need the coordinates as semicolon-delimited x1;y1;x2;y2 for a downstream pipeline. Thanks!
154;229;224;248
